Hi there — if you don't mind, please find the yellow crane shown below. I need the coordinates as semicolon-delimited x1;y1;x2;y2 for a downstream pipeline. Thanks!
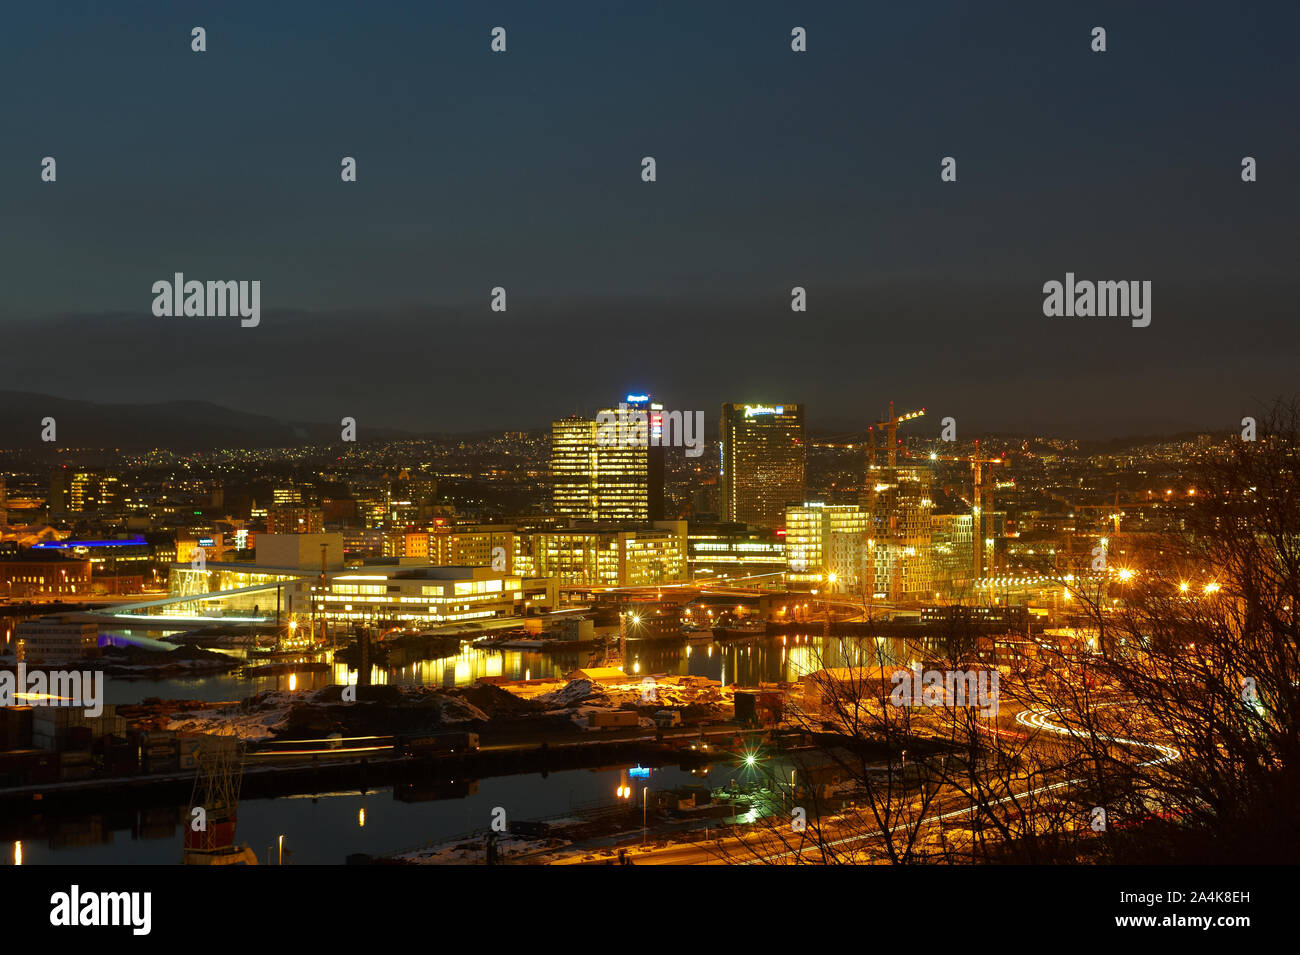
868;402;926;470
928;443;1006;584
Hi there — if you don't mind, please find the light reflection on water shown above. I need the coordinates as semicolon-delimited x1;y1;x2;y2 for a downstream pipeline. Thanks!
7;761;761;865
83;632;924;703
4;628;908;864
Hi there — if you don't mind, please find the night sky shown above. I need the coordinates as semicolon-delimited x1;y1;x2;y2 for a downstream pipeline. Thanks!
1;1;1296;438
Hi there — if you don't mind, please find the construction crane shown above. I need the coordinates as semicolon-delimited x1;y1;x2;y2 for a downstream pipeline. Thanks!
1047;490;1125;536
868;403;926;471
182;729;258;865
309;541;331;648
968;447;1004;585
927;443;1006;586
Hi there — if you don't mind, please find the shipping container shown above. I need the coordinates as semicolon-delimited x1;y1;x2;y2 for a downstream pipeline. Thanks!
589;710;640;729
31;706;87;727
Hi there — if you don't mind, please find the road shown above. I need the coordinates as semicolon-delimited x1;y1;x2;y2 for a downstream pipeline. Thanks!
550;705;1181;864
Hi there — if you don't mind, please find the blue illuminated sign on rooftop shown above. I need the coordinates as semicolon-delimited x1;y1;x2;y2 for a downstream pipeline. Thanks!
32;537;147;549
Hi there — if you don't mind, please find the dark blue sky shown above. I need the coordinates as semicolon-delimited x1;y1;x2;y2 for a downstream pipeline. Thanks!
1;1;1296;437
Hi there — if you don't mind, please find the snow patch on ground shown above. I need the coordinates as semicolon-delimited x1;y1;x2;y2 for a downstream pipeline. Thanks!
166;693;295;740
435;696;491;723
533;679;606;708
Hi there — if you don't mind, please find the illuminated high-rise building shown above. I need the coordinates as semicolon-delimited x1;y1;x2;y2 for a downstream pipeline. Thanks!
552;416;599;518
70;472;95;513
862;463;933;598
272;486;302;505
266;506;325;535
626;395;665;522
49;469;118;517
784;502;873;592
931;512;974;589
783;503;827;584
551;394;664;522
719;403;805;529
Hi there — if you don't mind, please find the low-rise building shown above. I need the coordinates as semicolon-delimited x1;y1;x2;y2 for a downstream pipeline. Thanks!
0;555;92;599
311;564;553;626
686;523;786;582
15;615;99;663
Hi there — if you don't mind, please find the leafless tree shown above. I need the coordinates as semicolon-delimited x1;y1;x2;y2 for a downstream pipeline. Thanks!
1038;399;1300;862
719;399;1300;865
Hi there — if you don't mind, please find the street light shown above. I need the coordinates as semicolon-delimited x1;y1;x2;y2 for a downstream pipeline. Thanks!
730;779;738;838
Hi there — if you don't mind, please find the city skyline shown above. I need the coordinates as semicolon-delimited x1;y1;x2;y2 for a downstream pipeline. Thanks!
1;0;1296;896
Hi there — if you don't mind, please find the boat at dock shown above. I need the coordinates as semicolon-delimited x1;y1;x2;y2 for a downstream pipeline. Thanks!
243;661;331;678
711;623;768;643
